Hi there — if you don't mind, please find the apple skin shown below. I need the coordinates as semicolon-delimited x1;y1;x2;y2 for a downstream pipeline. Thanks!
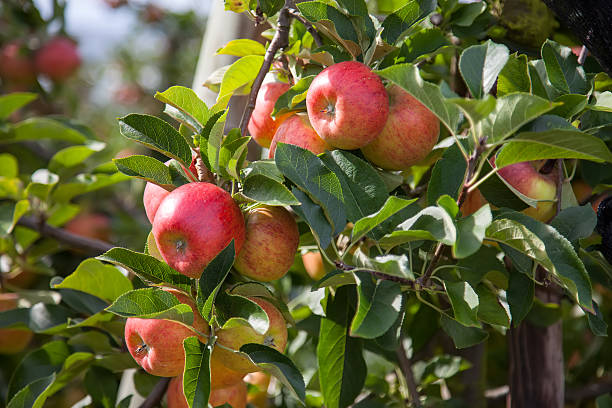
124;288;209;377
301;251;326;281
245;372;270;408
306;61;389;150
0;41;36;85
0;293;33;354
143;183;170;224
167;375;247;408
248;81;292;148
459;188;488;217
234;206;299;282
210;354;247;389
361;85;439;170
496;160;557;222
35;37;81;82
64;212;111;242
153;182;245;278
268;113;331;158
214;297;287;375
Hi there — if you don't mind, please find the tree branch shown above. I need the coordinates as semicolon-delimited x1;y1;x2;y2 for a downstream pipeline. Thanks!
555;159;564;216
397;340;422;407
17;216;113;255
334;260;418;288
138;377;171;408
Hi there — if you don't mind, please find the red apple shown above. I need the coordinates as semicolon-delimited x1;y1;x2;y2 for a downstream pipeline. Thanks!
35;37;81;82
301;250;326;281
248;81;292;148
234;206;299;282
0;41;36;85
214;297;287;374
306;61;389;150
124;288;209;377
167;374;247;408
495;160;557;222
210;354;247;389
153;182;245;278
268;113;330;158
64;212;111;242
0;293;33;354
361;85;439;170
460;188;488;217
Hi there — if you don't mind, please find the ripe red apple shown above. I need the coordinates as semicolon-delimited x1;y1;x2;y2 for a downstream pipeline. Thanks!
124;288;209;377
0;293;33;354
234;206;299;282
167;374;247;408
361;85;439;170
306;61;389;150
248;81;292;148
245;372;270;408
495;160;557;222
214;297;287;374
301;250;326;281
268;113;331;158
460;188;488;217
0;41;36;85
153;182;245;278
35;37;81;82
64;212;111;242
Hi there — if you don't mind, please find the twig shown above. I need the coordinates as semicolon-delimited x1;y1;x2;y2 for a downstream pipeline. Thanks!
239;0;294;136
567;380;612;401
334;260;417;288
555;159;564;216
396;340;422;407
578;45;589;65
287;8;323;47
17;216;113;255
138;377;171;408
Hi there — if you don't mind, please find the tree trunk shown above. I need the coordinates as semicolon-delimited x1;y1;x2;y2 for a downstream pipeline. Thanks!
458;343;486;408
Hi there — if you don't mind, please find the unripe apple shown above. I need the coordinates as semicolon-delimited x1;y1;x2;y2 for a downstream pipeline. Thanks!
0;41;36;85
214;297;287;374
0;293;33;354
234;206;299;282
153;182;245;278
35;37;81;82
167;374;247;408
361;85;439;170
306;61;389;150
124;288;209;377
301;250;326;281
495;160;557;222
248;81;292;148
268;113;330;158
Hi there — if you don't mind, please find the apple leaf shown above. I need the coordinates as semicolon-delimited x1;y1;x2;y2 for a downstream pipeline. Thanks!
0;303;74;334
240;344;306;402
550;205;597;245
48;142;106;172
113;155;174;190
260;0;284;16
475;284;510;327
0;199;29;235
228;282;295;326
440;314;488;349
459;40;509;99
272;76;314;117
1;117;88;144
587;301;608;337
507;270;534;326
313;270;357;290
97;247;192;292
336;0;376;45
541;40;588;95
453;204;492;259
380;0;437;45
393;27;451;65
83;366;118;408
216;39;266;57
118;114;192;167
550;94;588;119
51;172;130;203
7;374;56;408
353;248;414;280
242;160;284;182
154;86;210;130
0;152;18;177
218;133;251;180
183;336;212;408
351;196;417;243
495;129;612;168
205;111;228;175
350;272;403;339
477;158;530;211
427;142;467;205
217;55;264;105
215;291;269;334
241;175;300;206
291;187;333;249
445;281;480;327
0;92;37;120
196;240;236;322
497;53;531;97
106;288;194;324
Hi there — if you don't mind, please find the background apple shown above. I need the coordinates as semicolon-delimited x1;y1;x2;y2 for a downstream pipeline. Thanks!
268;113;330;158
248;80;292;148
35;37;81;81
167;374;247;408
234;205;299;282
64;212;112;242
301;250;326;281
153;182;245;278
245;372;270;408
0;293;33;354
0;41;36;86
361;84;439;170
306;61;388;150
459;189;488;217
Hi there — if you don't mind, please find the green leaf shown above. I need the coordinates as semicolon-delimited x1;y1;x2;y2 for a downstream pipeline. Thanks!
215;291;269;334
541;40;588;95
240;344;306;402
587;301;607;337
0;92;37;120
260;0;284;16
477;158;530;211
291;188;333;249
242;159;284;182
218;55;265;103
275;143;346;235
497;53;531;96
182;336;212;408
53;258;132;303
336;0;376;46
113;155;174;189
241;175;300;206
427;142;467;205
7;374;55;408
26;169;59;200
453;205;492;259
450;96;497;129
459;40;509;99
351;196;417;243
0;303;73;334
380;0;437;45
272;76;314;117
155;86;209;130
1;117;88;144
475;284;510;327
495;129;612;168
48;142;106;172
551;205;597;245
0;152;18;177
98;247;191;292
445;281;480;327
507;270;534;326
84;366;118;408
106;288;194;324
218;133;250;179
205;111;229;175
51;172;130;203
449;1;486;26
378;63;461;133
217;39;266;57
440;314;488;349
394;27;450;64
353;248;414;279
0;199;29;235
550;94;588;119
197;241;235;321
350;272;403;338
413;355;470;386
317;286;365;408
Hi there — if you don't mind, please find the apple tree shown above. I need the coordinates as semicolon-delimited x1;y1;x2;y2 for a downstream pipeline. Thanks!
1;1;612;408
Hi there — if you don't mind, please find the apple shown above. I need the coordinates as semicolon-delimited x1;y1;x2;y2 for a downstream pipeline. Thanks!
124;288;209;377
210;354;247;389
248;80;292;148
268;113;330;158
153;182;245;278
167;375;247;408
306;61;389;150
459;188;488;217
361;85;439;170
64;212;111;242
35;37;81;82
0;293;33;354
0;41;36;85
301;250;326;281
234;206;299;282
495;160;557;222
245;372;270;408
213;297;287;374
